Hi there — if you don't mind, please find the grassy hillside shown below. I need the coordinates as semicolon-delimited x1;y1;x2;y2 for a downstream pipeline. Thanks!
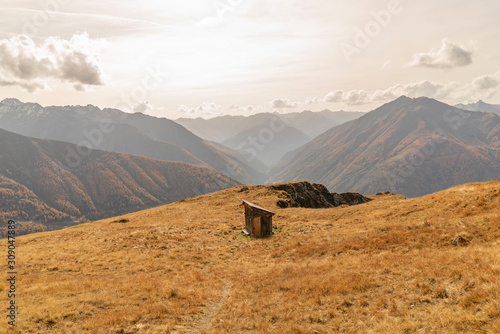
1;179;499;333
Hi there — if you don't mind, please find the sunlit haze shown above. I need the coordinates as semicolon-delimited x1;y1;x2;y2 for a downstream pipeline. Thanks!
1;0;499;118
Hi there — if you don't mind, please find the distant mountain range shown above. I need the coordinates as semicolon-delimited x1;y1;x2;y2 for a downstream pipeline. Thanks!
279;110;366;137
2;95;499;227
455;100;500;116
177;110;365;167
272;96;500;197
221;117;311;167
0;127;239;226
0;98;265;184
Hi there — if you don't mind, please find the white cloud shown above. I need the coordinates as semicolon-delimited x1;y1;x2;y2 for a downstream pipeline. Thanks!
0;33;105;92
344;90;370;106
227;104;255;113
323;90;369;105
324;90;343;103
180;73;500;115
408;38;473;70
270;98;300;109
324;80;464;106
305;96;321;104
177;104;195;115
472;72;500;90
372;80;460;102
133;101;153;113
461;71;500;100
177;102;223;116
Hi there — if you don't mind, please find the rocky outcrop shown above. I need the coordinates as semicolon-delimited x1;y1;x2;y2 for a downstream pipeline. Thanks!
270;181;371;208
332;192;372;206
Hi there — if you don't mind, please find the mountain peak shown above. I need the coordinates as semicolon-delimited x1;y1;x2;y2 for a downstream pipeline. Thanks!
273;95;500;198
454;100;500;116
1;98;23;106
396;95;411;101
382;95;417;109
391;96;450;110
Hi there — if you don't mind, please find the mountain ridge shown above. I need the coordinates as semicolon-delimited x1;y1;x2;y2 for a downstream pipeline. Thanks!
455;100;500;116
0;99;266;184
0;127;240;228
176;109;365;143
176;109;365;168
272;96;500;197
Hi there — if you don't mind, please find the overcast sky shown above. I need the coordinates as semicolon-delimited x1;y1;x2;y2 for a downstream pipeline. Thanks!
0;0;499;118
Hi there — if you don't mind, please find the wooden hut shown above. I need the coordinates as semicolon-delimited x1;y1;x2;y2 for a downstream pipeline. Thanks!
242;200;275;237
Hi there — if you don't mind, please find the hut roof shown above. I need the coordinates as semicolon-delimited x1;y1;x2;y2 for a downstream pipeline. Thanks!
242;200;275;216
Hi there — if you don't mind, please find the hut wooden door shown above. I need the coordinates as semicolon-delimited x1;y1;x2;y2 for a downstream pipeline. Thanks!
252;217;261;236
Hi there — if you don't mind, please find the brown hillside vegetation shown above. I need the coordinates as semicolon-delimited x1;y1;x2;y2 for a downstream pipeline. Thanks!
1;180;499;333
0;128;239;230
273;96;500;198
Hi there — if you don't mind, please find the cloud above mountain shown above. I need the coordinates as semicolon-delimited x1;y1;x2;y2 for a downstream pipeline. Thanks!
324;91;343;103
305;97;321;104
323;90;370;106
322;71;500;106
473;72;500;90
470;71;500;99
270;98;300;109
408;38;473;70
133;101;153;113
177;102;224;116
228;104;256;113
372;81;460;102
0;34;105;92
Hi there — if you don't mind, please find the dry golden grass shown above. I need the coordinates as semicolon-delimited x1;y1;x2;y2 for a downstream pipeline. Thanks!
1;180;499;333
